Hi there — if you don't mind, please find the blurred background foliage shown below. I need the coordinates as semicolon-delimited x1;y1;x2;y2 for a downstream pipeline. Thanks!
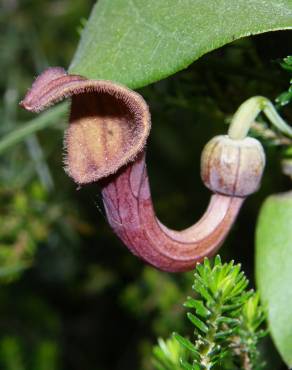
0;1;292;369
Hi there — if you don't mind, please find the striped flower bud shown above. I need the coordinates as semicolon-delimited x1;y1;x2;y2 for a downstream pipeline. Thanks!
201;135;265;197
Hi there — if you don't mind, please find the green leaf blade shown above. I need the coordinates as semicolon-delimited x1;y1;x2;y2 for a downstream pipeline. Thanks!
70;0;292;89
256;191;292;367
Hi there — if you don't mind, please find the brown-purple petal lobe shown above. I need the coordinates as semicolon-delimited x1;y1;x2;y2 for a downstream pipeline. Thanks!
20;67;69;111
20;68;151;184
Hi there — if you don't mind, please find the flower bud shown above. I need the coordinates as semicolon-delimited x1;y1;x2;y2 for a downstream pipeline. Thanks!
201;135;265;197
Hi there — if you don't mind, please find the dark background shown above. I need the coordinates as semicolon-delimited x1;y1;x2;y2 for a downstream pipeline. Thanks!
0;1;291;369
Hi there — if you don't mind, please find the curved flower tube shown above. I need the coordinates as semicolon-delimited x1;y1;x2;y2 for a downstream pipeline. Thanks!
101;152;244;271
20;68;264;272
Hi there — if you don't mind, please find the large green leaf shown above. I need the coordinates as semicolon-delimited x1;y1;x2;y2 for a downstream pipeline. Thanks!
256;192;292;367
69;0;292;88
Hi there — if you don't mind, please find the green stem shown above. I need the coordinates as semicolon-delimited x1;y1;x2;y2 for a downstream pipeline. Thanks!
228;96;292;140
199;301;222;369
0;103;67;155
